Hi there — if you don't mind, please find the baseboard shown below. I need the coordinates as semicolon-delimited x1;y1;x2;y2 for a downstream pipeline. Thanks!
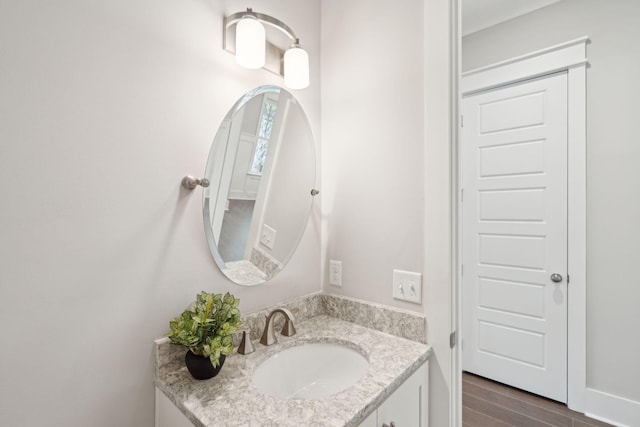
585;387;640;427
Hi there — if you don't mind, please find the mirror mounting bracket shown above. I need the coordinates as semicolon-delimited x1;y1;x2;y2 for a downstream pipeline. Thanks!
181;176;210;190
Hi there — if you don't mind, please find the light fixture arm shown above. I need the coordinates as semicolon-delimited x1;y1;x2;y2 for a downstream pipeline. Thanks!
225;8;298;43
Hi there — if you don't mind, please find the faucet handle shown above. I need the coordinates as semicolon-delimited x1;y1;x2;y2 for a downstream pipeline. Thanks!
281;318;296;337
237;330;254;355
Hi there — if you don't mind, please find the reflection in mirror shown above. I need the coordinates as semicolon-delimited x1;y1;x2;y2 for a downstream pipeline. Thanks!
203;86;316;286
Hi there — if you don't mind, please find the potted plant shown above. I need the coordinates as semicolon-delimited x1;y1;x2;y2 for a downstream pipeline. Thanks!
167;291;241;380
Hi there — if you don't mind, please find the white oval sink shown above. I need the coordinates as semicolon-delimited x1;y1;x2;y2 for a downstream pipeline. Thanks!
252;342;369;400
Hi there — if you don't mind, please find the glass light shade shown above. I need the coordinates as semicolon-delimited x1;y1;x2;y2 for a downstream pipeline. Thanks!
235;17;265;69
284;46;309;89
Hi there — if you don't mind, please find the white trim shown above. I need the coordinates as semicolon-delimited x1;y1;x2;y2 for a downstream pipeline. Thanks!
462;36;589;95
463;36;588;77
450;1;462;427
458;37;588;413
585;388;640;427
566;62;587;412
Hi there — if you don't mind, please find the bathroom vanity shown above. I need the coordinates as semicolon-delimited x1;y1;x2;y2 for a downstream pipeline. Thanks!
170;79;431;426
155;294;431;427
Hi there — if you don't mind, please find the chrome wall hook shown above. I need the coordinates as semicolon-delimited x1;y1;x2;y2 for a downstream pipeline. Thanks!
182;176;210;190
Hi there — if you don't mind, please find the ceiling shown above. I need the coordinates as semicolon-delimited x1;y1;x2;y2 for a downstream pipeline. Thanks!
462;0;562;36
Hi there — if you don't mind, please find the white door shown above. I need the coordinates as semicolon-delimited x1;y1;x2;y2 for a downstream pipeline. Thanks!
462;72;568;403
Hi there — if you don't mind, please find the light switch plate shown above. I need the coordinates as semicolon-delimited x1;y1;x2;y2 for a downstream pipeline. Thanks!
392;269;422;304
260;224;276;250
329;260;342;287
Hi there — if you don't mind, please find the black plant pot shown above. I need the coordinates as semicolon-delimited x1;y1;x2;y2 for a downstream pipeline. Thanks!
184;351;226;380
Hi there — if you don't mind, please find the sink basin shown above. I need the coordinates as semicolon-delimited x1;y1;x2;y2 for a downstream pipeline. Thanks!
252;342;369;399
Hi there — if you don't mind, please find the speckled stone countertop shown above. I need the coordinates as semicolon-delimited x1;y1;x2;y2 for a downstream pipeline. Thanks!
155;314;431;427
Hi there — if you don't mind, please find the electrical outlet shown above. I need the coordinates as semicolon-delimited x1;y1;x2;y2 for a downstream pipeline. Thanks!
329;260;342;287
392;269;422;304
260;224;276;250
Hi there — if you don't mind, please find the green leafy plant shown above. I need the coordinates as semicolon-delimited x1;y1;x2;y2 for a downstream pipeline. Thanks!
167;291;241;367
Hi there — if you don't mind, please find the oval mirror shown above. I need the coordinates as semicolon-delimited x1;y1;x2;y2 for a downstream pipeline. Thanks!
203;86;316;286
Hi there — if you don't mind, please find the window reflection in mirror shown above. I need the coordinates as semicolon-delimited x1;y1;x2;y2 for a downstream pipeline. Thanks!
250;97;277;175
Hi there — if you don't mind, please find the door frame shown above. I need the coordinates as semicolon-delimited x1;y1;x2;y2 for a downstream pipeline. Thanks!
456;37;589;412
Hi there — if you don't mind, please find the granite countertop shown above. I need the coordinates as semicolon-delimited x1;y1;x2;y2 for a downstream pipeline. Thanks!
155;314;431;427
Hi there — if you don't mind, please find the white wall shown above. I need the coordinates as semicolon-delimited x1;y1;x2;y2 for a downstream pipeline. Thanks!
321;0;426;312
0;1;320;426
462;0;640;423
321;0;455;425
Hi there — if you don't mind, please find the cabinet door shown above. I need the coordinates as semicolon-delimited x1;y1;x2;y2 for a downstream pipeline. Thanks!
155;387;194;427
377;362;428;427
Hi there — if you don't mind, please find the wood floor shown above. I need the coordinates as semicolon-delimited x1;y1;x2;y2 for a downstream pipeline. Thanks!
462;372;613;427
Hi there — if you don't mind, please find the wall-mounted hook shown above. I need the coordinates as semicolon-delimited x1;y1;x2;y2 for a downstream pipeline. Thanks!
182;176;210;190
310;189;319;196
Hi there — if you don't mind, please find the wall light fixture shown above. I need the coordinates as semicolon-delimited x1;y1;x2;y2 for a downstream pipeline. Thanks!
223;8;310;89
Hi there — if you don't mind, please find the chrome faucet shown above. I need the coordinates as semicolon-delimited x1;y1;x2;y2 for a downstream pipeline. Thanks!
260;308;296;346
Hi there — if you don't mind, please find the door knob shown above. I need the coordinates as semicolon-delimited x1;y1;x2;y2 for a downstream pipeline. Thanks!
550;273;563;283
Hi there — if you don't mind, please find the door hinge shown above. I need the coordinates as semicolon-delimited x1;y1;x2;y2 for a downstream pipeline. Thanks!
461;115;464;127
450;331;456;348
567;274;570;284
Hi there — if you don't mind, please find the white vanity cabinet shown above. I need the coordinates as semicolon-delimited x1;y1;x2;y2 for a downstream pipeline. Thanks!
155;388;192;427
360;361;429;427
